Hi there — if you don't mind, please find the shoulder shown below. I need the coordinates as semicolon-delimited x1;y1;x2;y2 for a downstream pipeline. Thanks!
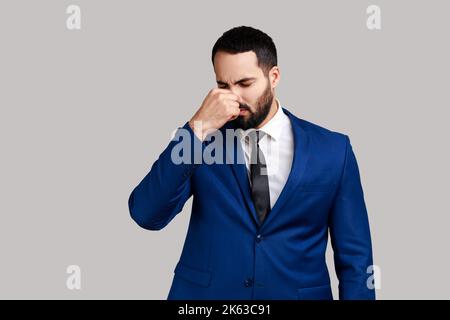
283;108;350;148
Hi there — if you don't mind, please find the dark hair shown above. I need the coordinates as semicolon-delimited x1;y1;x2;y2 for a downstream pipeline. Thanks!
211;26;277;75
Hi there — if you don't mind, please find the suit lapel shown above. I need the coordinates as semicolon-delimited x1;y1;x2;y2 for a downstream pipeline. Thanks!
224;124;260;226
259;109;311;231
223;108;310;230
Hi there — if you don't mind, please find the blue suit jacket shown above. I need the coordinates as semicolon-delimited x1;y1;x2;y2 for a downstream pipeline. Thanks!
128;108;375;300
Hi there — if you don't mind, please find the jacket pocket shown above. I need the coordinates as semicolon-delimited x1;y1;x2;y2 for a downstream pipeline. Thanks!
297;284;333;300
174;262;212;288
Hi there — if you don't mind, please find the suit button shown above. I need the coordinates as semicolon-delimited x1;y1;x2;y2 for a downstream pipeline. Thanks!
256;234;262;243
244;278;253;287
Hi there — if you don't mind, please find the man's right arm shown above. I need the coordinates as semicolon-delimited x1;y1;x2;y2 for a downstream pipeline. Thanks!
128;89;241;230
128;122;202;230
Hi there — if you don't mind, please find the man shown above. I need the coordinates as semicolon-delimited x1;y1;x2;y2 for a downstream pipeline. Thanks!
128;26;375;300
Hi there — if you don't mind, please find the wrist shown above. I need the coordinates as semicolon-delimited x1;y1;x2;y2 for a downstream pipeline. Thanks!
188;118;210;141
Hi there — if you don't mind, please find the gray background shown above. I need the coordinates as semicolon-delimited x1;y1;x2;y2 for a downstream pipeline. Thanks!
0;0;449;299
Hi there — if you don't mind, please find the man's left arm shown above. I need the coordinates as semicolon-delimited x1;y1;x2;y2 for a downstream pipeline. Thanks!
328;135;376;300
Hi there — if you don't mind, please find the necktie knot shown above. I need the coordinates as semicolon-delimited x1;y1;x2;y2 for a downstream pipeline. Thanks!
248;130;267;166
250;129;264;142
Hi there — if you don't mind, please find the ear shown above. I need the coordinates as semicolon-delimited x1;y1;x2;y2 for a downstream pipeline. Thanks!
268;66;280;89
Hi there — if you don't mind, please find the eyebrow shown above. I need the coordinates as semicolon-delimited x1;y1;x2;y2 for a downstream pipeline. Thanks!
216;77;256;86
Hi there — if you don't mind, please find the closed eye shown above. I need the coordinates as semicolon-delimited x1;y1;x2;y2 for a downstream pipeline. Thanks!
218;83;252;89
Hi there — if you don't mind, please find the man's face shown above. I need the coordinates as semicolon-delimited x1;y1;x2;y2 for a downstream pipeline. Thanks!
213;51;275;130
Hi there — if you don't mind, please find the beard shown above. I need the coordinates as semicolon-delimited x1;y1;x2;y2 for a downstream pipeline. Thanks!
230;80;274;130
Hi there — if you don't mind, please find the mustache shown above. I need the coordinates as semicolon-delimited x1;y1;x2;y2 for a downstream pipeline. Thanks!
239;103;251;111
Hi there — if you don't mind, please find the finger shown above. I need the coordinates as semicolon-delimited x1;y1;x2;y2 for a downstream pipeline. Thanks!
211;88;233;95
225;99;240;111
228;108;240;120
220;93;242;102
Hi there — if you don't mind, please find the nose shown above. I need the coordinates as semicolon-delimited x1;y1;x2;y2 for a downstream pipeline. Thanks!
229;87;244;104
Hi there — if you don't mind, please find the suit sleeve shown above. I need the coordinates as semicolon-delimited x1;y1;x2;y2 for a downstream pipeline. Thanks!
328;135;376;300
128;122;205;230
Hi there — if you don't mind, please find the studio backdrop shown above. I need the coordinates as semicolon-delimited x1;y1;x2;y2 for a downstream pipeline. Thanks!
0;0;449;299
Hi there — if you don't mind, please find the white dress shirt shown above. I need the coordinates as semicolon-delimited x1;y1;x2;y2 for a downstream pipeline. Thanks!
237;99;294;209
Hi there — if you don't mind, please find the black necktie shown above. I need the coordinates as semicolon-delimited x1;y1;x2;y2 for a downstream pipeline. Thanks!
249;130;271;225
